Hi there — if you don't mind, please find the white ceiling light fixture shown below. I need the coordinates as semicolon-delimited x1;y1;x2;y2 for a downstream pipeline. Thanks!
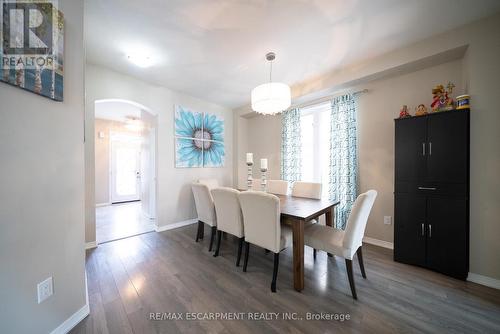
251;52;291;115
126;50;155;68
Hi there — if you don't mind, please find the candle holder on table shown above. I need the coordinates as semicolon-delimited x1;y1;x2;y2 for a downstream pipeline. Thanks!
260;167;268;192
247;162;253;190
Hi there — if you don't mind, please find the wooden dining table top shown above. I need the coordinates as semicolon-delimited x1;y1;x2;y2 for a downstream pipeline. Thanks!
236;188;340;221
275;194;340;221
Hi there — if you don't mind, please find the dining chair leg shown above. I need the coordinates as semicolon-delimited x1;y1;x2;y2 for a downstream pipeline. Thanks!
243;242;250;272
357;247;367;279
195;220;203;242
345;259;357;300
208;226;216;252
271;252;280;293
236;238;244;266
313;249;317;260
213;231;222;257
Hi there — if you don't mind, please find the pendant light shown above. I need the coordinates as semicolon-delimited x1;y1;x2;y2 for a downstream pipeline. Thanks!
251;52;291;115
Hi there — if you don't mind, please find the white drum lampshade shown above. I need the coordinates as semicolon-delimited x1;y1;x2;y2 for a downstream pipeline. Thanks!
251;52;291;115
251;82;291;115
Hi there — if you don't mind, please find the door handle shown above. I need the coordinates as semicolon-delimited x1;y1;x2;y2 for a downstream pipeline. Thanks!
421;223;425;236
429;142;432;156
429;224;432;238
418;186;437;191
422;143;426;156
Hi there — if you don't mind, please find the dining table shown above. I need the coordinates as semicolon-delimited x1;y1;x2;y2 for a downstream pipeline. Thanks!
238;188;340;292
276;194;340;291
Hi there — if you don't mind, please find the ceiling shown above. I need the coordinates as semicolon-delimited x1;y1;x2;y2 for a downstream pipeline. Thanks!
85;0;500;109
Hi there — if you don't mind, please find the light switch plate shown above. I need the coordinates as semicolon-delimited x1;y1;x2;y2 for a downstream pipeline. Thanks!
384;216;392;225
37;277;53;304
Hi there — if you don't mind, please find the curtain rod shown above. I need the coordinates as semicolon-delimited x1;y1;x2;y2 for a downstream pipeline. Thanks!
291;88;369;110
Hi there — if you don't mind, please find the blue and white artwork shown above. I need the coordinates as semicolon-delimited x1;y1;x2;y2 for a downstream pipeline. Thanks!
0;3;64;101
174;105;225;168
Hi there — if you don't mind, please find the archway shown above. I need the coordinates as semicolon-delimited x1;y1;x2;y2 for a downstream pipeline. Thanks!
92;99;158;244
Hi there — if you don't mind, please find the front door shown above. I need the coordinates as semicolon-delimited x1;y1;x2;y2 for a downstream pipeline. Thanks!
110;134;141;203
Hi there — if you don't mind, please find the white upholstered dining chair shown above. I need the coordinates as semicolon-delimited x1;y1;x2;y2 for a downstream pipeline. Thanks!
267;180;289;195
291;181;322;199
238;191;292;292
191;183;217;251
211;188;245;266
304;190;377;299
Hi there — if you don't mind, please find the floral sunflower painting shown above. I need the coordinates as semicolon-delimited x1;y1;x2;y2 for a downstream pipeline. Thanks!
174;105;225;168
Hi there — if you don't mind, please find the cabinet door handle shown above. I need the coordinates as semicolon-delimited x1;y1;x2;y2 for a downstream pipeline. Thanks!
421;223;425;236
422;143;426;156
418;186;437;191
429;142;432;156
429;224;432;238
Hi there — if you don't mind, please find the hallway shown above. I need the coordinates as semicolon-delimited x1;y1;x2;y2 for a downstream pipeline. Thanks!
96;202;155;244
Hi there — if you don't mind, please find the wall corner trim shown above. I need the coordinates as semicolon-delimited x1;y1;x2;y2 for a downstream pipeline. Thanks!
85;241;97;250
363;237;394;250
467;272;500;290
50;271;89;334
155;218;198;233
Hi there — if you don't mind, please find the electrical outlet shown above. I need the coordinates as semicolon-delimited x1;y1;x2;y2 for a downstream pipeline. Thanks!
384;216;392;225
37;277;53;304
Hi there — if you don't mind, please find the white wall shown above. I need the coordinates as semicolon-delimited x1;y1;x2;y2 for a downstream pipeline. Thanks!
247;115;282;181
233;106;249;188
85;64;233;242
236;13;500;282
356;60;463;243
0;1;87;333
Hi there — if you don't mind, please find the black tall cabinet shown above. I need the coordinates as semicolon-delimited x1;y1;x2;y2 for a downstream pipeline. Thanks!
394;109;469;280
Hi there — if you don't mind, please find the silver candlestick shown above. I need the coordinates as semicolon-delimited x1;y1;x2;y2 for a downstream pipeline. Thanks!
260;168;268;192
247;162;254;190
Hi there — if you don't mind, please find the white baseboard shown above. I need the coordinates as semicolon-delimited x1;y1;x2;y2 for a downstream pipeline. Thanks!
142;211;156;221
50;271;89;334
155;218;198;232
95;202;110;207
363;236;394;250
467;272;500;290
85;241;97;250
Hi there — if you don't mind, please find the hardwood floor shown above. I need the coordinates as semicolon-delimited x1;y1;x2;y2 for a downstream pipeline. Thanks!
72;224;500;334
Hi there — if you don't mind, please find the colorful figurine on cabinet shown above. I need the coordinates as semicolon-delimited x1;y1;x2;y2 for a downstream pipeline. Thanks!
399;105;411;118
415;104;428;116
431;82;455;112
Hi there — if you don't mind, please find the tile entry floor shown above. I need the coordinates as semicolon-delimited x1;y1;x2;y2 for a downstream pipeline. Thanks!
96;202;155;244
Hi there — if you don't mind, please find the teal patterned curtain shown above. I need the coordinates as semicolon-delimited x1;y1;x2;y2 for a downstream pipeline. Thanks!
281;108;302;182
329;94;358;229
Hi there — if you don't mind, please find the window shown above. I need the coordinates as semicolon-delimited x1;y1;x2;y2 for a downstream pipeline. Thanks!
300;102;331;198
